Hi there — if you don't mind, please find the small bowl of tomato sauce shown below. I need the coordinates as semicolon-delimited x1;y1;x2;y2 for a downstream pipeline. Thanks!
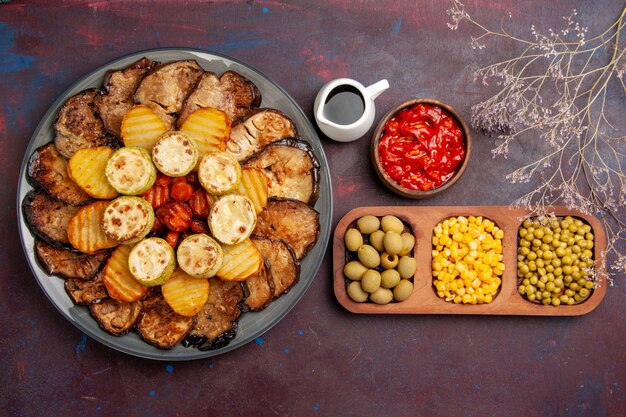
371;99;471;199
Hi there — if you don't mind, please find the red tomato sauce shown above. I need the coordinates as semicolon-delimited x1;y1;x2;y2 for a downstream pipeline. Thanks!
377;103;466;191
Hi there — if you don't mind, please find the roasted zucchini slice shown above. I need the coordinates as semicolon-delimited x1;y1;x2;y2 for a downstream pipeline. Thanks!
208;194;256;245
128;237;176;287
243;138;320;205
198;151;242;195
151;132;198;177
176;233;223;278
254;197;320;260
101;196;154;244
105;147;157;195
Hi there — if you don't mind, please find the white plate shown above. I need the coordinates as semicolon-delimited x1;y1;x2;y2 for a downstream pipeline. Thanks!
17;48;333;360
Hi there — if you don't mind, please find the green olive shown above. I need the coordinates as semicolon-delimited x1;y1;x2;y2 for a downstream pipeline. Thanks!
383;231;403;255
357;245;381;269
399;232;415;256
361;269;382;293
397;256;416;279
343;261;368;281
380;215;404;234
381;269;401;289
357;215;380;235
344;228;363;252
369;287;394;304
380;252;399;269
369;230;385;252
393;279;413;301
346;281;369;302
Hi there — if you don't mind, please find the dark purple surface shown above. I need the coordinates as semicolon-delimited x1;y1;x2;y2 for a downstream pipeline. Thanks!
1;1;624;416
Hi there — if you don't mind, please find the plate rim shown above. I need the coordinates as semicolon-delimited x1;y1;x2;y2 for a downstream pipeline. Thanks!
17;47;333;361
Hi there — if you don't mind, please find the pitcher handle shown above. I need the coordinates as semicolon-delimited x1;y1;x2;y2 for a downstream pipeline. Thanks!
365;79;390;101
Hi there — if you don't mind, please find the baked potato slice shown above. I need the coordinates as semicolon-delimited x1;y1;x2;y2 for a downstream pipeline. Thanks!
67;201;120;253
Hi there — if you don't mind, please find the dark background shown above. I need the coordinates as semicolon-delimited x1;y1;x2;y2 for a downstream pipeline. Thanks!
1;1;624;416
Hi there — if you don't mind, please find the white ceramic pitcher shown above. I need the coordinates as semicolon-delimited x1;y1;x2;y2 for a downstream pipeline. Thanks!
314;78;389;142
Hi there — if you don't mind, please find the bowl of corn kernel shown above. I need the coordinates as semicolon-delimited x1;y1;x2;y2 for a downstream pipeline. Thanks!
431;215;505;305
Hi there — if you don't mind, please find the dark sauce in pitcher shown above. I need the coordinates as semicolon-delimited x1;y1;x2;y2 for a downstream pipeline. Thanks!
323;85;365;125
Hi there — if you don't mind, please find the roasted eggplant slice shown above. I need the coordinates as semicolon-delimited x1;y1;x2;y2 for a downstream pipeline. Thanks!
65;270;108;305
243;138;320;205
242;259;274;311
27;142;93;206
250;236;299;300
134;60;204;129
54;89;118;159
95;57;157;137
254;197;320;260
89;298;142;336
177;70;261;127
35;240;109;279
226;109;298;161
185;278;243;350
136;289;196;349
23;189;81;246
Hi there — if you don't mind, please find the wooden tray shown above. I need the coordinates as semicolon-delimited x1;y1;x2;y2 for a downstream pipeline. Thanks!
333;206;607;316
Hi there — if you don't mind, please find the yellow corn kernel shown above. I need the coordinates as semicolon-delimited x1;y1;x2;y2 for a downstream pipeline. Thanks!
471;294;477;304
437;290;445;298
462;294;472;303
484;293;493;303
453;295;462;304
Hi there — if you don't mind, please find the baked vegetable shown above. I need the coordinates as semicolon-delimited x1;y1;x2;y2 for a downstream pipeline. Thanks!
128;237;176;286
136;289;196;349
65;270;108;305
161;268;210;317
67;201;120;253
208;194;256;245
198;152;242;195
54;89;115;159
178;107;231;157
242;260;274;311
35;240;109;280
176;233;223;278
216;238;263;281
68;146;119;199
250;235;300;298
89;298;142;336
105;147;157;195
23;189;80;247
102;244;149;302
27;143;92;206
226;109;297;161
101;196;154;244
151;132;198;177
237;167;269;214
184;278;243;350
121;104;168;151
243;138;320;205
254;197;320;260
